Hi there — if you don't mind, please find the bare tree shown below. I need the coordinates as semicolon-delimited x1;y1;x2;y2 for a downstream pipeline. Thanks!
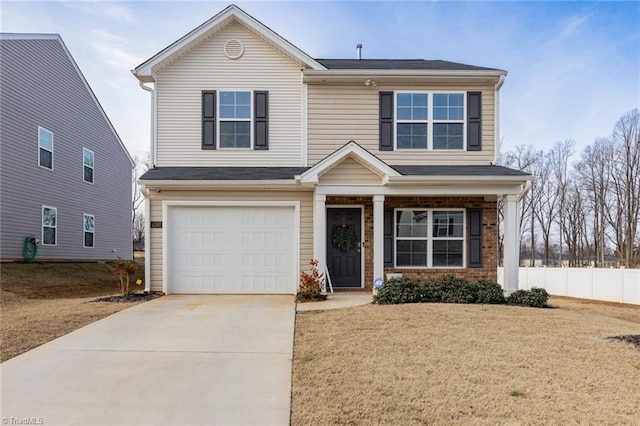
548;139;575;265
608;109;640;267
532;154;560;265
498;145;543;266
561;179;587;266
575;138;613;266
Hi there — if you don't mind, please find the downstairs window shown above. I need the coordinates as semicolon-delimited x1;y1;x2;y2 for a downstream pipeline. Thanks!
395;209;464;268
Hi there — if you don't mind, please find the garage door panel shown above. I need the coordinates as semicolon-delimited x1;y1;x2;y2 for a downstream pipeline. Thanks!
167;205;296;294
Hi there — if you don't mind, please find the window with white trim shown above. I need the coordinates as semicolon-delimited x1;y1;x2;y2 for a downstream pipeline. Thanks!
219;91;251;148
42;206;57;246
83;214;95;248
38;127;54;169
396;93;428;149
83;148;94;183
395;209;464;267
395;92;465;150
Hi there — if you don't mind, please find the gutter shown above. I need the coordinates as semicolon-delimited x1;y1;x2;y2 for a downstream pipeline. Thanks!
303;69;506;84
303;69;507;78
139;179;301;188
386;174;530;185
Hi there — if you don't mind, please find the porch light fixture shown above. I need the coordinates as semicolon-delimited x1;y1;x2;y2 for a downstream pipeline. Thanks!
365;78;377;87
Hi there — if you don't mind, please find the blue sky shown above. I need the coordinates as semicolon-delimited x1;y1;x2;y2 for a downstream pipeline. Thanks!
2;1;638;160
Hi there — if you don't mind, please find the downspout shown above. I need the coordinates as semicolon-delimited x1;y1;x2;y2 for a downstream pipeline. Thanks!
517;179;532;202
136;78;157;167
141;184;151;293
134;72;155;293
494;74;506;165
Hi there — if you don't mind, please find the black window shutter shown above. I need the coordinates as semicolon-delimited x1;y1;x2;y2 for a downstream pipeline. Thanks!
202;90;216;150
379;92;394;151
468;208;483;268
384;208;394;267
254;91;268;150
467;92;481;151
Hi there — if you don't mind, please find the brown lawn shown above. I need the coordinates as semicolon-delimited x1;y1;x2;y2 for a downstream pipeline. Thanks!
292;297;640;425
1;261;147;362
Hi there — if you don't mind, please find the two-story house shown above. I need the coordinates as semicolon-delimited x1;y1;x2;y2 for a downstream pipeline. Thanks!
134;5;531;295
0;34;134;261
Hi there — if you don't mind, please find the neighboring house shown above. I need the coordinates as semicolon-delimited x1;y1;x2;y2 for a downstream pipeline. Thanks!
0;34;134;261
134;5;532;295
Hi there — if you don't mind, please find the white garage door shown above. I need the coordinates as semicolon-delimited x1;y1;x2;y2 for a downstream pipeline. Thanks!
167;205;297;294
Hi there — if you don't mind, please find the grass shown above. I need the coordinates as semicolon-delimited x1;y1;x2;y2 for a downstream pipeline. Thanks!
291;297;640;425
4;262;639;423
1;261;146;362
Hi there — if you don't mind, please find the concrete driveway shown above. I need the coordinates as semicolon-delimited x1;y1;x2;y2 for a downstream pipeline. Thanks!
0;295;296;425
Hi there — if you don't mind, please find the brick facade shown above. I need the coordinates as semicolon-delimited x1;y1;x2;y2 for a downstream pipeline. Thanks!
327;196;497;290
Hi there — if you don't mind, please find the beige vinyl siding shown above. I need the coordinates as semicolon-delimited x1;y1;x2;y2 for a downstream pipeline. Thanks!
147;189;313;292
156;23;303;167
319;157;383;185
307;84;495;166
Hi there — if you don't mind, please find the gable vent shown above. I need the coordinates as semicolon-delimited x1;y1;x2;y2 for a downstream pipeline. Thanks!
223;39;244;59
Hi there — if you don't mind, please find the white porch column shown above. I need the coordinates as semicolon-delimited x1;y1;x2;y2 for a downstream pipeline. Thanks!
373;195;385;291
503;194;520;293
313;194;327;276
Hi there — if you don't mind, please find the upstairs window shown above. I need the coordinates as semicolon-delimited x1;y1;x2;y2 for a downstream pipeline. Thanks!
381;91;478;152
83;214;95;248
83;148;94;183
42;206;57;246
395;92;465;151
202;90;268;150
396;93;428;149
219;91;251;148
432;93;464;150
38;127;54;169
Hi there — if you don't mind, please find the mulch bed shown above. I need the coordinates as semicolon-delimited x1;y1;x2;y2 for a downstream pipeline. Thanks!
92;293;160;303
608;335;640;348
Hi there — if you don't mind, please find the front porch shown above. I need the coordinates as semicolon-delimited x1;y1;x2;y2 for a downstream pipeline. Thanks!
317;195;501;292
300;141;530;293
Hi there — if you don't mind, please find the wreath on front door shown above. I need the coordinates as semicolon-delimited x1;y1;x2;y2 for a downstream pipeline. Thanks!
332;224;358;253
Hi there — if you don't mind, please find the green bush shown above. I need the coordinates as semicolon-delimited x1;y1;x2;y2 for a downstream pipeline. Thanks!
374;276;547;308
506;287;549;308
373;278;423;304
427;275;476;303
474;279;507;304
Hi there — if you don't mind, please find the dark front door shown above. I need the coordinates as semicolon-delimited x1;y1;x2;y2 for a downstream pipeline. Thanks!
327;208;362;287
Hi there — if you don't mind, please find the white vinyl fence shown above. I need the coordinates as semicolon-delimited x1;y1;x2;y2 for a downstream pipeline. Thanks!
497;267;640;305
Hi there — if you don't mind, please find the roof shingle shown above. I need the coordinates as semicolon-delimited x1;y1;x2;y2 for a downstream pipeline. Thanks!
315;59;503;72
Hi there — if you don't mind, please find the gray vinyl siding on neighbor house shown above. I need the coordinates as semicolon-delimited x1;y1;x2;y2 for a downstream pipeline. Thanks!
0;36;133;261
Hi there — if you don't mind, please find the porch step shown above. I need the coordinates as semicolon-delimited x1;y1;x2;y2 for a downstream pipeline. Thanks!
332;287;370;292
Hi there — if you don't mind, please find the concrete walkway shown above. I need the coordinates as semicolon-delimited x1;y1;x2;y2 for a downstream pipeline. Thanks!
296;292;373;311
0;295;296;425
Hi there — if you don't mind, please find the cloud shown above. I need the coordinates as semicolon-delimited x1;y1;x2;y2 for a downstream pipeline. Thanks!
560;14;589;37
102;3;137;24
69;2;137;25
91;29;141;69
